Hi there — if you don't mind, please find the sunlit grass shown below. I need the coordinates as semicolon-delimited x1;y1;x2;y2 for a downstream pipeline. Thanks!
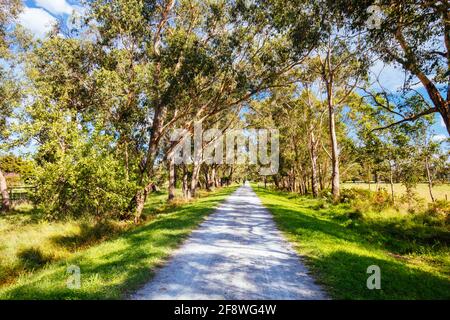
253;185;450;300
341;183;450;203
0;186;237;299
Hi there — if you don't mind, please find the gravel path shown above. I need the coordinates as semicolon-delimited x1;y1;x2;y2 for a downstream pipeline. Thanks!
131;185;328;300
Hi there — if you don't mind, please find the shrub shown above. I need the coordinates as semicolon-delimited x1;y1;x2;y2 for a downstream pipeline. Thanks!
399;190;426;214
339;188;372;203
34;134;138;220
372;188;391;211
421;200;450;227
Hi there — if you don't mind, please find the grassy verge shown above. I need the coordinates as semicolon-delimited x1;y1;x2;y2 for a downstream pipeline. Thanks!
0;185;237;299
253;185;450;300
341;183;450;204
0;192;175;286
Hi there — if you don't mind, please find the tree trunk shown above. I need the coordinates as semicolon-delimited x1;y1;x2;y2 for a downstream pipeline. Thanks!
273;175;280;189
328;102;340;200
389;160;395;204
309;130;319;197
190;163;201;198
318;162;324;191
228;166;234;186
168;157;176;201
210;166;216;189
124;140;129;182
425;156;435;202
0;168;10;212
375;172;379;191
182;167;191;199
132;182;154;223
204;169;211;191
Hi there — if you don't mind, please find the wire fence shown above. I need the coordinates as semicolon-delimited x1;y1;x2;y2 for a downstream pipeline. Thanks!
1;186;36;205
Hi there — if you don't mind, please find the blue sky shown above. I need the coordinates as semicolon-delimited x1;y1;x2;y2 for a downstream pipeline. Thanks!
18;0;80;37
14;0;450;145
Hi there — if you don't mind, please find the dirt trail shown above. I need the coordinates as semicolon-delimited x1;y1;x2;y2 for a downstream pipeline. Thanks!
131;185;328;300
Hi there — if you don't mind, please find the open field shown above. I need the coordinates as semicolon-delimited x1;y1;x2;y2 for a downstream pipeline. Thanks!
342;183;450;203
0;186;237;299
254;185;450;300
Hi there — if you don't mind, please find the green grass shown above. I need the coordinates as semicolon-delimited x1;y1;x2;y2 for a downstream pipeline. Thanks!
253;185;450;300
0;186;237;299
0;192;175;286
342;183;450;204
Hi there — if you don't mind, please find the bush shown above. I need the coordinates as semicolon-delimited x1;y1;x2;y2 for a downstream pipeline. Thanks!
399;190;426;214
35;135;138;220
339;188;372;203
421;200;450;227
372;188;391;211
337;188;390;214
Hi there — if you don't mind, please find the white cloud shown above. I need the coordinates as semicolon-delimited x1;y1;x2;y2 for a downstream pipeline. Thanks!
66;5;88;31
34;0;74;15
18;7;57;38
431;134;448;143
370;60;406;92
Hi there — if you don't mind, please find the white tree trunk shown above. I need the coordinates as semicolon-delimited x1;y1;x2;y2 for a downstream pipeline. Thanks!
0;168;11;212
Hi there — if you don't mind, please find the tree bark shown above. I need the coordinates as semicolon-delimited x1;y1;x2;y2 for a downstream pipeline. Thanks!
210;166;216;189
133;182;154;223
168;157;176;201
318;162;324;191
130;0;175;219
190;163;201;198
394;26;450;135
328;101;340;200
182;166;191;199
389;160;395;204
425;156;435;202
204;169;211;191
0;168;10;212
124;140;129;182
309;129;319;197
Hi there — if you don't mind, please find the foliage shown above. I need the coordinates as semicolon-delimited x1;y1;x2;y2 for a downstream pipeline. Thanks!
424;200;450;227
34;133;138;220
0;155;35;183
328;0;450;133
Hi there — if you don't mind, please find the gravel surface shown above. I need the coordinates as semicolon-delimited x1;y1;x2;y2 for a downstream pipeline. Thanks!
131;185;328;300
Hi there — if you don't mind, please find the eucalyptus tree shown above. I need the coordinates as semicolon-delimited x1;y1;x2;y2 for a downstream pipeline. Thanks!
328;0;450;135
0;0;22;211
247;81;329;196
256;0;369;200
18;32;140;218
87;0;320;220
306;37;368;200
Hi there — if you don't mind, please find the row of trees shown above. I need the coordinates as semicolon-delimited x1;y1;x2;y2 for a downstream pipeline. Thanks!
0;0;448;219
247;0;449;201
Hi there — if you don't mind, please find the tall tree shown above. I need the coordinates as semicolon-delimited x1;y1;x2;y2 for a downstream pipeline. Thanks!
330;0;450;135
310;35;368;200
0;0;22;212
